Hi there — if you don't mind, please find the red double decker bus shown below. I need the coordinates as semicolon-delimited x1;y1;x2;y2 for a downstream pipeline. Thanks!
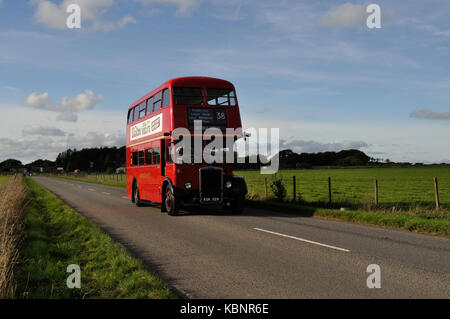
126;77;247;215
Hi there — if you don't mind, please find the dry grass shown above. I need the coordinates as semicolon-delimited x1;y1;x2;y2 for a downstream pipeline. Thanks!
0;175;26;298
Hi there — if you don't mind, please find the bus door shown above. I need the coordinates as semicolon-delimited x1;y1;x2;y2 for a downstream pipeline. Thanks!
164;138;174;178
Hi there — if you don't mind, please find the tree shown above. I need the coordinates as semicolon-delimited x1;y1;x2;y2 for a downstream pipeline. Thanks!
0;159;23;172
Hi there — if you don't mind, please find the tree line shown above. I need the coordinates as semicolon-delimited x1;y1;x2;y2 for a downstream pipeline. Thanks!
1;147;442;173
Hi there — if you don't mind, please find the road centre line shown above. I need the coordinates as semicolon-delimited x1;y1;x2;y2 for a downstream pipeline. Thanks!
253;228;350;252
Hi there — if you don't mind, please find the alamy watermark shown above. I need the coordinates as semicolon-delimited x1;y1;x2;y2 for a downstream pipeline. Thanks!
67;264;81;289
161;121;280;174
366;4;382;29
66;4;81;29
366;264;381;288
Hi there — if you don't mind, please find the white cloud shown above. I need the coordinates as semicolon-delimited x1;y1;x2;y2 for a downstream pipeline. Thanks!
32;0;136;31
0;132;125;163
22;125;66;136
317;3;367;28
0;103;126;163
24;90;103;122
137;0;199;16
410;108;450;120
56;112;78;122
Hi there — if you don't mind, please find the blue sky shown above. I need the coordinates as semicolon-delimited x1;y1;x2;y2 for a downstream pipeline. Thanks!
1;0;450;164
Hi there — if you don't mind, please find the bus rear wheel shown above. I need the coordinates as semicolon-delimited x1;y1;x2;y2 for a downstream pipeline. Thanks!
165;186;179;216
133;181;142;207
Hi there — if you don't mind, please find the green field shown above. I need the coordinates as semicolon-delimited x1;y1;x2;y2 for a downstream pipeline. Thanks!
0;176;9;184
239;167;450;209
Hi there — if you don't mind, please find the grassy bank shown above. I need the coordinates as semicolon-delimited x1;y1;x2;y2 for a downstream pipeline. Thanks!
0;175;27;298
247;200;450;236
0;176;9;184
17;178;177;299
48;173;450;236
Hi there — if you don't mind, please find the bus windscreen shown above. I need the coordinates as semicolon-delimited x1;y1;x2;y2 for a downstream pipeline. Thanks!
173;87;204;105
207;88;236;106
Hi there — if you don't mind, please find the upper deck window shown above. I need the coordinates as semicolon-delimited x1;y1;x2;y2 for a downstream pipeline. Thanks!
173;87;204;106
153;92;162;112
138;102;146;119
127;109;133;124
146;96;153;115
162;89;170;107
207;88;236;106
133;106;139;121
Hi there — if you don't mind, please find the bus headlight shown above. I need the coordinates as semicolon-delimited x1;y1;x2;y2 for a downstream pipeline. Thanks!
225;181;232;189
185;182;192;189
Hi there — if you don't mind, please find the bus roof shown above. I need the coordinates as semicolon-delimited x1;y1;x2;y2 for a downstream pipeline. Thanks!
129;76;235;109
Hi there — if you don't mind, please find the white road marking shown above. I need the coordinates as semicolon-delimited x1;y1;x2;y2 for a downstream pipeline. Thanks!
88;188;96;192
122;196;129;199
102;192;111;195
253;228;350;252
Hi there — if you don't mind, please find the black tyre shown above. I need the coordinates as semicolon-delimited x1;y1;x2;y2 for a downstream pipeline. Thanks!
165;185;180;216
231;194;245;214
133;181;142;207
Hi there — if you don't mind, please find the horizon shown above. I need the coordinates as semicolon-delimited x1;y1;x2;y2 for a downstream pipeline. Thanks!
1;1;450;164
2;147;447;167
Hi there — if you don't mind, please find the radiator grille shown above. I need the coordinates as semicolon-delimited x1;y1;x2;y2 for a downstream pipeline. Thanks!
199;167;223;203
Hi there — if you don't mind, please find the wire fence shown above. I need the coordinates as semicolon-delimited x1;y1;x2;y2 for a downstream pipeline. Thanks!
240;169;450;210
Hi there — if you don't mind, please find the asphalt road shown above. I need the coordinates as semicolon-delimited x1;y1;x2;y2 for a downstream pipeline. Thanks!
33;176;450;298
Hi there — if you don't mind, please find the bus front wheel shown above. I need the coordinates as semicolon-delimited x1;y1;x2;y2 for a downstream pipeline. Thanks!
231;194;245;214
165;186;179;216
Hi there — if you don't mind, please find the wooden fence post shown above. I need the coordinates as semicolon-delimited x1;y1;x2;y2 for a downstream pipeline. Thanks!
374;179;378;205
434;177;440;210
265;178;268;200
293;176;296;203
328;177;332;204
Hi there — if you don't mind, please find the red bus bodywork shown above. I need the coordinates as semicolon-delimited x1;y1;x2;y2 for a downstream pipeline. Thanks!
126;76;247;214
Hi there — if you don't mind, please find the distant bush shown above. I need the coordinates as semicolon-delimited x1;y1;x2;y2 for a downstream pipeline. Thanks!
296;162;312;169
270;177;287;202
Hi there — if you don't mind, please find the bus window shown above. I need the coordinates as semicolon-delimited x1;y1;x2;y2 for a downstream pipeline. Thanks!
207;88;236;106
162;89;170;107
132;152;138;166
133;106;139;121
138;102;146;119
146;97;153;115
153;92;162;111
153;147;161;165
127;109;133;124
138;151;145;166
173;87;204;105
145;149;152;165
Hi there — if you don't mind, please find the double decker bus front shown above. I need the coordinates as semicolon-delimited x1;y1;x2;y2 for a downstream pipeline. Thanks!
167;77;247;214
126;77;247;216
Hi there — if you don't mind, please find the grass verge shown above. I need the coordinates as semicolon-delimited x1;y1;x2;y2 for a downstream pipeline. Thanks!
247;200;450;236
17;178;177;299
0;175;27;298
48;174;450;236
0;176;10;184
